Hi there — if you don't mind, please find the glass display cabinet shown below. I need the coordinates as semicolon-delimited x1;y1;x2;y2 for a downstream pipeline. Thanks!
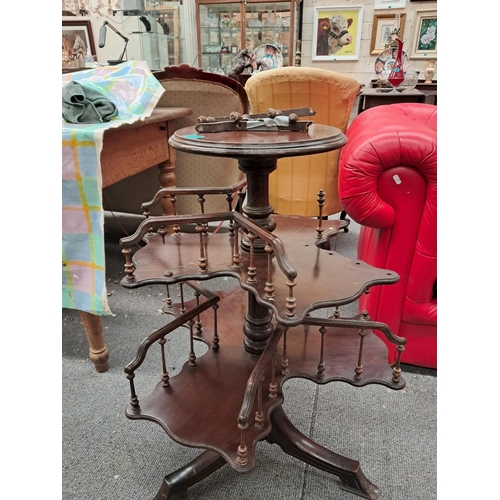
119;0;183;70
195;0;301;75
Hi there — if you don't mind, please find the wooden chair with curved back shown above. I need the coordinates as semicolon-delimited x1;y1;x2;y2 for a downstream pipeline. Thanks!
245;67;360;221
102;64;250;216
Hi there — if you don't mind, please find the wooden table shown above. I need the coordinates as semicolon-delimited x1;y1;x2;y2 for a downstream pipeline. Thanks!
79;107;192;373
357;88;426;114
119;124;407;499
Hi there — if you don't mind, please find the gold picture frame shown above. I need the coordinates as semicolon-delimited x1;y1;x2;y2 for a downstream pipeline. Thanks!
370;13;406;55
410;10;437;59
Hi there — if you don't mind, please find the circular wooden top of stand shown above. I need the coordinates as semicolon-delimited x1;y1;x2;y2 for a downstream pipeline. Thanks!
169;124;346;159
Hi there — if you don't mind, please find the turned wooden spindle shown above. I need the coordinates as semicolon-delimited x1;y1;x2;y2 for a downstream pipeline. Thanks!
281;329;289;375
316;189;325;239
188;318;196;367
179;283;186;315
159;337;170;387
232;221;241;269
264;243;275;299
285;279;297;317
164;285;172;308
317;325;326;378
196;223;208;272
169;194;181;235
355;329;367;381
392;345;404;384
269;354;277;399
227;193;235;235
254;377;264;429
247;232;257;283
237;422;248;465
197;193;206;214
157;225;168;243
126;372;140;413
355;311;369;380
212;303;220;350
194;290;203;337
122;247;135;281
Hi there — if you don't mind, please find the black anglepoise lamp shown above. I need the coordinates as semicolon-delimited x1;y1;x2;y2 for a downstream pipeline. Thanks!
98;21;129;66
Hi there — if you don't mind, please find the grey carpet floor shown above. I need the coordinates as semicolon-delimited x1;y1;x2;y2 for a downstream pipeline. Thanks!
62;214;437;500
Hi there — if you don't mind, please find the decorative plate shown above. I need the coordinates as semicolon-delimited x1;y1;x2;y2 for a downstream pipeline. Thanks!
249;44;283;73
374;47;409;76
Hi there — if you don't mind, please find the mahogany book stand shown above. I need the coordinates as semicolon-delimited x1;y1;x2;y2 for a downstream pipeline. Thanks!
119;123;407;499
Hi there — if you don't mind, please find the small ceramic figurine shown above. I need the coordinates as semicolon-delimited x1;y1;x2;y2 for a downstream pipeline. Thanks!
227;49;258;80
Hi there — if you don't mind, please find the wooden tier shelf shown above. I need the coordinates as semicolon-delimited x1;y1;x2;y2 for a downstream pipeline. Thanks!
121;214;399;327
126;284;405;474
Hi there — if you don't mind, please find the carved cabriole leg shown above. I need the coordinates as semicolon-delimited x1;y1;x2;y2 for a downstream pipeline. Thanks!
78;311;109;373
154;450;227;500
266;407;380;500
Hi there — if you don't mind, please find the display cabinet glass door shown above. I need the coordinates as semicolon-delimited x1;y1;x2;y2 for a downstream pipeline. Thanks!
197;1;299;75
198;3;243;74
244;2;294;67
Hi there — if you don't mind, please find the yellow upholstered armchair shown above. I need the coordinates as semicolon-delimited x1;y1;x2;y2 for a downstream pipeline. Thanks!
245;67;360;217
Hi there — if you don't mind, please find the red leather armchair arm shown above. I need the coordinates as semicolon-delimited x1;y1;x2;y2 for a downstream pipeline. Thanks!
338;103;437;367
338;103;437;230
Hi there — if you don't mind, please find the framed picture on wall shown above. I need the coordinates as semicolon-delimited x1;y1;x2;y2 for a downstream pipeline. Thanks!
410;10;437;59
62;20;96;62
312;6;364;61
370;13;406;55
374;0;407;9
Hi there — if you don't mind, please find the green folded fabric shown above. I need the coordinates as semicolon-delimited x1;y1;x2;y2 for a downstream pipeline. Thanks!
62;81;118;124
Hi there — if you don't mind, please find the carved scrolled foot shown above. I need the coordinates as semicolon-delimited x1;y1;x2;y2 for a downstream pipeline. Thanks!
267;406;379;500
154;449;227;500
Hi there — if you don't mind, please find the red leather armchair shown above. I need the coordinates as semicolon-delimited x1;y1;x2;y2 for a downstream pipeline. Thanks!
338;103;437;368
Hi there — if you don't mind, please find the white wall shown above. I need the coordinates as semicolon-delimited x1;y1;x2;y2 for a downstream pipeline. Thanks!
301;0;437;87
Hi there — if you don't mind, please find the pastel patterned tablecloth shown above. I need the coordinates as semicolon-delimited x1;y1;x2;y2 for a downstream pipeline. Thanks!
62;61;164;315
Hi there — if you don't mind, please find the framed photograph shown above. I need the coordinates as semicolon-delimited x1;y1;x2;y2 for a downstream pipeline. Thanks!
62;20;95;62
312;6;364;61
370;13;406;55
410;10;437;59
374;0;407;9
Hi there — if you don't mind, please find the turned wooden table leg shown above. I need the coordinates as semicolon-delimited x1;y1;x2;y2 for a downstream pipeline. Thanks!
157;121;178;216
79;311;110;373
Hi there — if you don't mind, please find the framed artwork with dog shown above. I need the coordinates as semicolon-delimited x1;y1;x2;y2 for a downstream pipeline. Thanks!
312;6;364;61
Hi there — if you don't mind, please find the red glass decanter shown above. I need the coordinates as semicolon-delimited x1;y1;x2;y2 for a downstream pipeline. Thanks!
388;38;405;89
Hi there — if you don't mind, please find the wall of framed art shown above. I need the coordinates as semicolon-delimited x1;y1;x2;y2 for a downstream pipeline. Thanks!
62;1;437;89
301;0;437;86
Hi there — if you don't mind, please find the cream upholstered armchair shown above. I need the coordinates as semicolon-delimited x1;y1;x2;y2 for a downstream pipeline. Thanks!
103;64;250;215
245;67;360;217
